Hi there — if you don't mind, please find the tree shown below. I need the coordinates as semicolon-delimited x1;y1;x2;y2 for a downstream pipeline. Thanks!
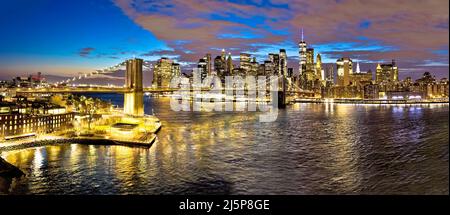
85;97;95;130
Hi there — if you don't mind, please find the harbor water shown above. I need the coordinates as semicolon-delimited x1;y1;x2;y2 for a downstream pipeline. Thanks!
1;94;448;194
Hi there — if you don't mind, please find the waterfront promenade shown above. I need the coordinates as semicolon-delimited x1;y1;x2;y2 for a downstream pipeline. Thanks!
0;133;158;152
293;98;449;104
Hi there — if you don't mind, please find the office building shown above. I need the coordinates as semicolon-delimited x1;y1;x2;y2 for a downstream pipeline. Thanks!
280;49;288;77
316;54;323;80
376;59;399;83
198;58;208;80
240;53;252;74
206;53;212;75
268;53;280;76
214;55;226;77
337;57;353;86
298;28;307;77
226;53;233;75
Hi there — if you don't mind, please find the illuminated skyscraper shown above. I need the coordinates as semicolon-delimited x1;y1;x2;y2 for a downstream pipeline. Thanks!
264;60;275;75
198;58;208;80
299;47;316;90
305;48;315;71
316;53;322;80
221;49;226;61
206;53;212;75
226;53;233;75
376;59;399;83
325;65;335;84
153;57;177;88
279;49;288;77
250;57;259;76
268;53;280;76
287;68;294;77
348;60;373;86
221;49;227;73
350;70;373;86
240;53;252;74
355;60;361;74
257;64;265;76
172;63;180;77
214;55;226;77
298;28;307;77
298;29;317;90
336;57;353;86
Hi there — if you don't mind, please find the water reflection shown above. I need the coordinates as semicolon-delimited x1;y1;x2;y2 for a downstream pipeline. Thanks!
1;98;448;194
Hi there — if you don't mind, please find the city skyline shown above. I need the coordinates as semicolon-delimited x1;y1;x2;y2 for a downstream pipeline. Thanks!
0;0;448;81
0;0;449;198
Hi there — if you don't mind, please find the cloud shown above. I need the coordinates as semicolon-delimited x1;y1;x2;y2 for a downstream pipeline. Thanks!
113;0;290;61
285;0;448;63
78;47;95;57
113;0;448;77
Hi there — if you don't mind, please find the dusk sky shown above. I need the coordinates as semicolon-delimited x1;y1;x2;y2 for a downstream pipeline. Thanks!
0;0;448;82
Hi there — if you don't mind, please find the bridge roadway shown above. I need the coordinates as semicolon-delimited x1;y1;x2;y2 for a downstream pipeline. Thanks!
15;87;177;94
14;87;313;95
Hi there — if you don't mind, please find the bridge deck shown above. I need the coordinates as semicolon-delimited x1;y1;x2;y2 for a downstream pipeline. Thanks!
14;87;312;94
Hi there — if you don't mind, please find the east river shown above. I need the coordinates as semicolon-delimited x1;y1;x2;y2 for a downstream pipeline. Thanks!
1;94;448;194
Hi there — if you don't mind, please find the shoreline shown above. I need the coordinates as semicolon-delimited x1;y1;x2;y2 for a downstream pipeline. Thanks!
0;115;162;152
0;157;24;178
0;135;157;152
292;99;449;105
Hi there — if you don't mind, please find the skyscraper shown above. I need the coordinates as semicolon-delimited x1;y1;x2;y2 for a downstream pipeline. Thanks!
153;57;174;88
305;48;315;72
298;29;317;90
250;57;259;76
214;55;226;78
240;53;252;74
280;49;288;77
376;59;399;83
226;53;233;75
264;60;275;76
198;58;208;80
298;28;307;77
221;49;226;61
325;65;335;84
258;64;266;76
171;63;181;77
287;68;294;78
268;53;280;76
336;57;353;86
316;53;322;80
206;53;212;75
355;60;361;74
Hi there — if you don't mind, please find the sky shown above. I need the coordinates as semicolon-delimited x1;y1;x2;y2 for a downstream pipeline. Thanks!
0;0;448;83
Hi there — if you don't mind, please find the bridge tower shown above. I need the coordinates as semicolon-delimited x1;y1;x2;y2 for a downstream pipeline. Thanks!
124;58;144;116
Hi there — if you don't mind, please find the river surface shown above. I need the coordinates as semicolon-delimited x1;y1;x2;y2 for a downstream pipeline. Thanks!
1;94;448;194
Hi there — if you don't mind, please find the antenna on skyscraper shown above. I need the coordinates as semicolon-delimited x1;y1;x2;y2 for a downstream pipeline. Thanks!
356;60;361;73
301;28;304;41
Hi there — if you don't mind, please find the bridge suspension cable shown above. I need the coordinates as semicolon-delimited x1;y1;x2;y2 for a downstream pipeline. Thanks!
54;60;153;86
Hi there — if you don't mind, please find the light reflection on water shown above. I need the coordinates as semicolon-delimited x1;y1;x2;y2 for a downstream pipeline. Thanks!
1;96;448;194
